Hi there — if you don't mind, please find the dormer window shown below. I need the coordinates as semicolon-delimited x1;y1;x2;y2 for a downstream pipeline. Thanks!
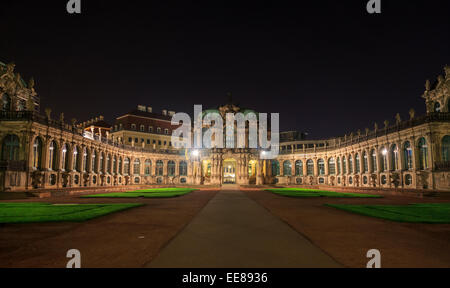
140;125;145;132
149;126;153;133
157;127;161;134
164;128;169;135
131;124;136;130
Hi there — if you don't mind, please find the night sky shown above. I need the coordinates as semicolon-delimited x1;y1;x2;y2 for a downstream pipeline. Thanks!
1;0;449;139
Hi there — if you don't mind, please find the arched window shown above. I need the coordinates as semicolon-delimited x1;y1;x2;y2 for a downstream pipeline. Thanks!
403;141;413;170
156;160;164;176
355;154;361;173
418;138;429;170
91;150;97;173
380;147;388;172
442;136;450;162
318;159;325;175
328;158;336;175
348;155;353;174
295;160;303;176
271;160;280;176
118;157;122;175
337;157;341;175
283;160;292;176
371;149;377;172
179;161;187;176
140;125;145;132
99;153;104;173
342;157;347;175
306;159;314;176
363;152;368;173
133;158;140;175
113;156;117;174
62;144;69;171
2;94;11;111
390;144;399;171
32;137;43;170
124;157;130;175
168;160;176;176
1;134;19;161
82;148;88;172
106;154;111;173
145;159;152;176
48;141;58;170
71;146;78;171
434;102;441;112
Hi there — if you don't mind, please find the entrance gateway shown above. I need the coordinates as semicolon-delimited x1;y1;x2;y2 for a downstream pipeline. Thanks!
222;159;236;184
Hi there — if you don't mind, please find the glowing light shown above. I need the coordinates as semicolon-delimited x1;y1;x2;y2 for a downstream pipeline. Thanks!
191;150;200;157
382;148;388;156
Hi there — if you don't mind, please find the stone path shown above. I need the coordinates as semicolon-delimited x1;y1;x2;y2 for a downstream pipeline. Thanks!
146;189;341;268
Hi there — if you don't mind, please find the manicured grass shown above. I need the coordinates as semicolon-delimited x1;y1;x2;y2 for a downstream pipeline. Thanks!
326;203;450;223
266;188;382;198
82;188;197;198
0;202;143;224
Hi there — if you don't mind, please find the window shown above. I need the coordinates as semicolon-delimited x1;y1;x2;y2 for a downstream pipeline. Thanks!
32;137;43;170
390;144;399;171
295;160;303;176
131;124;136;130
2;94;11;110
156;160;164;176
91;151;97;173
145;159;151;176
306;159;314;176
83;148;88;172
355;154;361;173
99;153;104;173
149;126;153;133
271;160;280;176
124;158;130;175
107;154;111;173
113;156;117;174
133;158;140;175
164;128;169;135
342;157;347;174
348;156;353;174
363;152;368;173
380;147;388;172
147;139;150;144
418;138;428;170
442;136;450;162
128;137;132;143
405;174;412;185
72;146;79;171
1;134;19;161
403;141;413;170
118;157;122;175
140;125;145;132
318;159;325;175
179;161;187;176
168;160;176;176
283;161;292;176
337;157;341;175
62;144;69;171
371;149;377;172
158;140;162;145
328;158;336;175
381;175;387;185
48;141;57;170
434;102;441;112
157;127;161;134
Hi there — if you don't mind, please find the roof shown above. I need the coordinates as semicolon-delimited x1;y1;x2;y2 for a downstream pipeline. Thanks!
87;120;112;129
118;109;173;121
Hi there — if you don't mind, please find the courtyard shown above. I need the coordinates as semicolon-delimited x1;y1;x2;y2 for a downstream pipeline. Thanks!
0;186;449;268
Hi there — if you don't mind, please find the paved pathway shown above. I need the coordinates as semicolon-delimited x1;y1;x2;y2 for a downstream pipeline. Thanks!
146;189;341;267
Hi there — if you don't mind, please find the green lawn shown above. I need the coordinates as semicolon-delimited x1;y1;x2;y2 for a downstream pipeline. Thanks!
266;188;382;198
82;188;197;198
0;202;143;224
326;203;450;223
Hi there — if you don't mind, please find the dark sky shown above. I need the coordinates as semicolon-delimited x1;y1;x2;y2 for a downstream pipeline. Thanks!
1;0;449;139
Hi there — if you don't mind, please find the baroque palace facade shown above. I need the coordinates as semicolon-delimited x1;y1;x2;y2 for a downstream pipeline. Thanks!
0;63;450;192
